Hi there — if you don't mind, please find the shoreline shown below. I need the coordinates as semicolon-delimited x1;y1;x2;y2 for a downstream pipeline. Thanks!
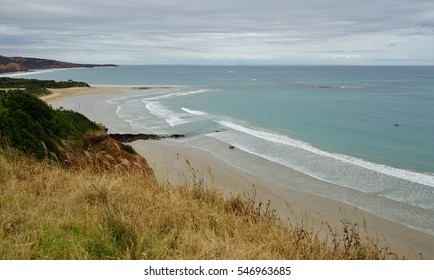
40;86;134;103
130;139;434;259
45;86;434;259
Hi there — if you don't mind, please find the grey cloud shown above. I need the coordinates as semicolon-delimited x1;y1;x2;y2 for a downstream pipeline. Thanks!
1;0;434;64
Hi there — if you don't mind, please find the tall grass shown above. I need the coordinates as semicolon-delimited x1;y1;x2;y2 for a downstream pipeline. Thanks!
0;148;400;259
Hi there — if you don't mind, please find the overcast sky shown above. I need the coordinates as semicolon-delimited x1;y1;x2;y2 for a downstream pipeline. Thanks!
1;0;434;65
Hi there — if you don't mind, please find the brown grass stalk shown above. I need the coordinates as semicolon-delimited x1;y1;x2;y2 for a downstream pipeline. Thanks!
0;148;400;259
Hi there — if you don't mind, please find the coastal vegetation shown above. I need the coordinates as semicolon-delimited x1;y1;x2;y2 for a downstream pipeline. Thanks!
0;89;98;160
0;77;90;96
0;80;153;174
0;78;401;259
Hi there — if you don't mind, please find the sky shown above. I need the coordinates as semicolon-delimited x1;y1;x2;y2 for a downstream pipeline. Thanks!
1;0;434;65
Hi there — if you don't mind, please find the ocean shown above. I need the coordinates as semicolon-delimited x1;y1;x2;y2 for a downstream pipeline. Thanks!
13;65;434;235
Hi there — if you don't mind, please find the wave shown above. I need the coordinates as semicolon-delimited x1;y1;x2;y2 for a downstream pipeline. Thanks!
144;101;189;127
111;88;209;129
216;120;434;188
142;88;209;102
176;89;210;96
0;68;73;77
142;89;185;101
108;94;147;105
181;107;208;116
115;105;123;116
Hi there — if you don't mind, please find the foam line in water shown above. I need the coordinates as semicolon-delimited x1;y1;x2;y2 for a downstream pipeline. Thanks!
0;68;74;77
107;88;178;104
107;94;147;104
181;107;208;116
115;105;123;116
145;101;189;127
143;88;210;101
216;120;434;187
176;89;210;96
143;89;185;101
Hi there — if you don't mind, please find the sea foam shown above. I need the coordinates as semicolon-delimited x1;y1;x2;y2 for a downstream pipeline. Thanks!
144;101;189;127
216;120;434;188
182;107;208;116
176;89;210;96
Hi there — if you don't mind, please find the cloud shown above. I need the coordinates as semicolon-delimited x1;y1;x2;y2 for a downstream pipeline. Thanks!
1;0;434;64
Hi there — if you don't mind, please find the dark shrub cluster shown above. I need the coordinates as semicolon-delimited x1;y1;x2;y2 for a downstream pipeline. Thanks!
0;90;98;160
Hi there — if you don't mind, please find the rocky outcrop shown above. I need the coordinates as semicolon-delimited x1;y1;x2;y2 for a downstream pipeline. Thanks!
109;133;186;143
0;55;118;74
65;133;155;178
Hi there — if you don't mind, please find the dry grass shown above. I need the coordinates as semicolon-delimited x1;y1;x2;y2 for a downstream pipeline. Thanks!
0;148;400;259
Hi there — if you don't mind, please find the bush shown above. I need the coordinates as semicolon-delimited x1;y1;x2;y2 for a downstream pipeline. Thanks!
0;77;90;97
0;90;99;160
0;77;90;89
121;144;135;154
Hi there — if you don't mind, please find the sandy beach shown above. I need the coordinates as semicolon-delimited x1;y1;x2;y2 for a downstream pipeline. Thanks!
41;86;133;103
46;86;434;259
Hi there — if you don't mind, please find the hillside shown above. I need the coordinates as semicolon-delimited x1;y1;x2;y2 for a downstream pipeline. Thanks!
0;83;153;175
0;147;399;260
0;55;118;74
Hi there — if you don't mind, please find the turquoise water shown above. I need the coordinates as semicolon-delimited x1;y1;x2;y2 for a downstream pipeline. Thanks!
12;65;434;234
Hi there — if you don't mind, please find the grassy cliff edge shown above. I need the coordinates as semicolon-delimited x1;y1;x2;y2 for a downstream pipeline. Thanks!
0;148;398;259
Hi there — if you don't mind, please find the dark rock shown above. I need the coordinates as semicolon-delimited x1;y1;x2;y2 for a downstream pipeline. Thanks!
109;133;186;143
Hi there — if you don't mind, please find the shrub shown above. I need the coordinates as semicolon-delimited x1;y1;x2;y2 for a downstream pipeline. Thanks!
121;144;135;154
0;90;99;160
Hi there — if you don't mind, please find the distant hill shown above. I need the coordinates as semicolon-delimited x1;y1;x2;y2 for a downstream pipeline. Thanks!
0;55;118;74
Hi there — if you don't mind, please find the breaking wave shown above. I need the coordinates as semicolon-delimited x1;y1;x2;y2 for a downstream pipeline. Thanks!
181;107;208;116
216;120;434;188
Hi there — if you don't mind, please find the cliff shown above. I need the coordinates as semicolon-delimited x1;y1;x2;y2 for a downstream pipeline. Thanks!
0;55;118;74
0;87;154;177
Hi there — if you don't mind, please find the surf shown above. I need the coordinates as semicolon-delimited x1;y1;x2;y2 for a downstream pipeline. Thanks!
215;120;434;188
